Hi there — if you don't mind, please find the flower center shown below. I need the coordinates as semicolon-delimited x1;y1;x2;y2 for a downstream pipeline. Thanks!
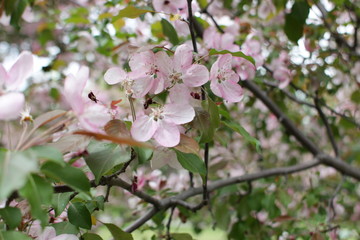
150;107;164;121
169;71;182;85
121;77;134;95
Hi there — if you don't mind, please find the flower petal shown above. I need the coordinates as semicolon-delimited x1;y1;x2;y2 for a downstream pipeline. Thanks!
104;67;127;85
0;92;25;120
163;103;195;124
153;120;180;147
182;64;209;87
210;80;243;103
0;64;8;87
174;44;193;71
131;115;158;142
7;51;33;91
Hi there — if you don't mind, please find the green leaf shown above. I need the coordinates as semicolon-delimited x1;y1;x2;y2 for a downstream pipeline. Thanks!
133;146;153;165
103;223;134;240
113;5;153;21
41;162;91;193
209;49;255;65
207;97;220;130
192;107;212;143
19;174;53;225
0;207;22;230
0;149;38;200
197;0;207;9
223;121;261;153
174;149;206;176
160;18;179;45
31;145;65;166
171;233;193;240
284;0;310;43
84;141;131;184
52;221;79;235
351;90;360;103
9;0;28;28
65;17;90;24
82;233;104;240
0;231;32;240
52;192;73;217
68;202;92;230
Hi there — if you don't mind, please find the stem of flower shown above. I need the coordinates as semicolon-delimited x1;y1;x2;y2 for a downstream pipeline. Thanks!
128;95;136;121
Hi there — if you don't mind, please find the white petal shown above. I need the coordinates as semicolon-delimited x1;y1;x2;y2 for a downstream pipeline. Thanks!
153;121;180;147
7;51;33;91
0;92;25;120
104;67;127;85
163;103;195;124
131;115;158;142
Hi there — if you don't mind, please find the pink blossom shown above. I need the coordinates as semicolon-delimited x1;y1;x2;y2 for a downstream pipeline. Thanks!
64;66;110;132
156;44;209;88
0;51;33;120
210;54;243;102
258;0;276;19
129;50;165;94
152;0;187;14
104;67;151;98
131;103;195;147
203;27;239;52
273;66;292;89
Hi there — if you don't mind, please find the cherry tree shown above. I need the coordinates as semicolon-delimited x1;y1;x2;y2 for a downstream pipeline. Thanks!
0;0;359;239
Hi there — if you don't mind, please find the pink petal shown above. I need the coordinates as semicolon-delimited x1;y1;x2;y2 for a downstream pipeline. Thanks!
169;83;191;103
210;80;243;103
163;103;195;124
0;64;8;87
131;115;158;142
0;92;25;120
131;75;153;98
155;51;173;76
182;64;209;87
104;67;127;85
7;51;33;91
153;120;180;147
174;44;193;71
129;51;154;72
79;104;110;132
64;66;89;114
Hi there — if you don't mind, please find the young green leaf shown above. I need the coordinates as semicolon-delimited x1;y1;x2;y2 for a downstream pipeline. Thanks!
19;174;53;225
41;162;91;193
209;49;255;65
223;121;261;153
133;146;153;165
82;233;104;240
284;0;310;43
52;221;79;235
85;141;131;184
171;233;193;240
0;149;38;201
112;5;153;21
0;231;32;240
52;192;73;217
103;223;134;240
174;149;206;176
160;18;180;45
0;207;22;230
31;145;65;166
68;202;92;230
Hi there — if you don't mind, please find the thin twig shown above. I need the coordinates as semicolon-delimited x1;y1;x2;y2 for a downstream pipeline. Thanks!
314;93;339;157
166;206;175;240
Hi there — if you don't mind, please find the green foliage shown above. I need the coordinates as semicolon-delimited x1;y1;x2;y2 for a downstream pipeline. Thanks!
52;192;73;217
284;0;310;43
31;145;65;166
103;223;134;240
161;18;180;45
82;233;104;240
0;207;22;230
112;5;153;21
174;149;206;176
84;141;131;184
0;149;38;200
41;162;90;193
223;121;261;153
0;231;32;240
68;202;92;230
52;221;79;235
19;174;53;225
209;49;256;65
171;233;194;240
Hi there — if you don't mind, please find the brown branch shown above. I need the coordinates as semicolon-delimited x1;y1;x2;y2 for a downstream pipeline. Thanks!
314;94;339;157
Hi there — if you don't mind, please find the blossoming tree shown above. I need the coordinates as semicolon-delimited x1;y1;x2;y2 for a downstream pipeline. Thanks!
0;0;359;239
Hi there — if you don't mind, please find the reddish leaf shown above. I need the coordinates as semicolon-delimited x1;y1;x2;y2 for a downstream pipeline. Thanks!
73;130;153;148
174;134;200;155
